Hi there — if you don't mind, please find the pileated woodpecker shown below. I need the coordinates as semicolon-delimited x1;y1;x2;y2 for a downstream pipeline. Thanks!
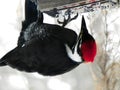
0;0;97;76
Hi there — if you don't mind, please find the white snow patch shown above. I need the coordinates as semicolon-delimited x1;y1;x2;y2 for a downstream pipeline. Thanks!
47;78;71;90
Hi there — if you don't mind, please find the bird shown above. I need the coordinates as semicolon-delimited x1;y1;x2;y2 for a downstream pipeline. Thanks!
0;15;97;75
0;0;97;76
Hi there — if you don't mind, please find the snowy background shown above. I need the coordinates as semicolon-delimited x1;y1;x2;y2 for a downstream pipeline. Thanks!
0;0;120;90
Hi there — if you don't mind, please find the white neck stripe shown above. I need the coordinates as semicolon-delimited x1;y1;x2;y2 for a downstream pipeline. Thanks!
65;44;82;62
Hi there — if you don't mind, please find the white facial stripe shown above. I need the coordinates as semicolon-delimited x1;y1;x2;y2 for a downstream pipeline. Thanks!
65;44;82;62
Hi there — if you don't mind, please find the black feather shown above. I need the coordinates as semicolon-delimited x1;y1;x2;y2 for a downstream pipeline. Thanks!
18;0;38;46
1;35;79;75
0;0;81;75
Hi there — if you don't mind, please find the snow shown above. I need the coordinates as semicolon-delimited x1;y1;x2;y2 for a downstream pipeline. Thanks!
47;78;71;90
